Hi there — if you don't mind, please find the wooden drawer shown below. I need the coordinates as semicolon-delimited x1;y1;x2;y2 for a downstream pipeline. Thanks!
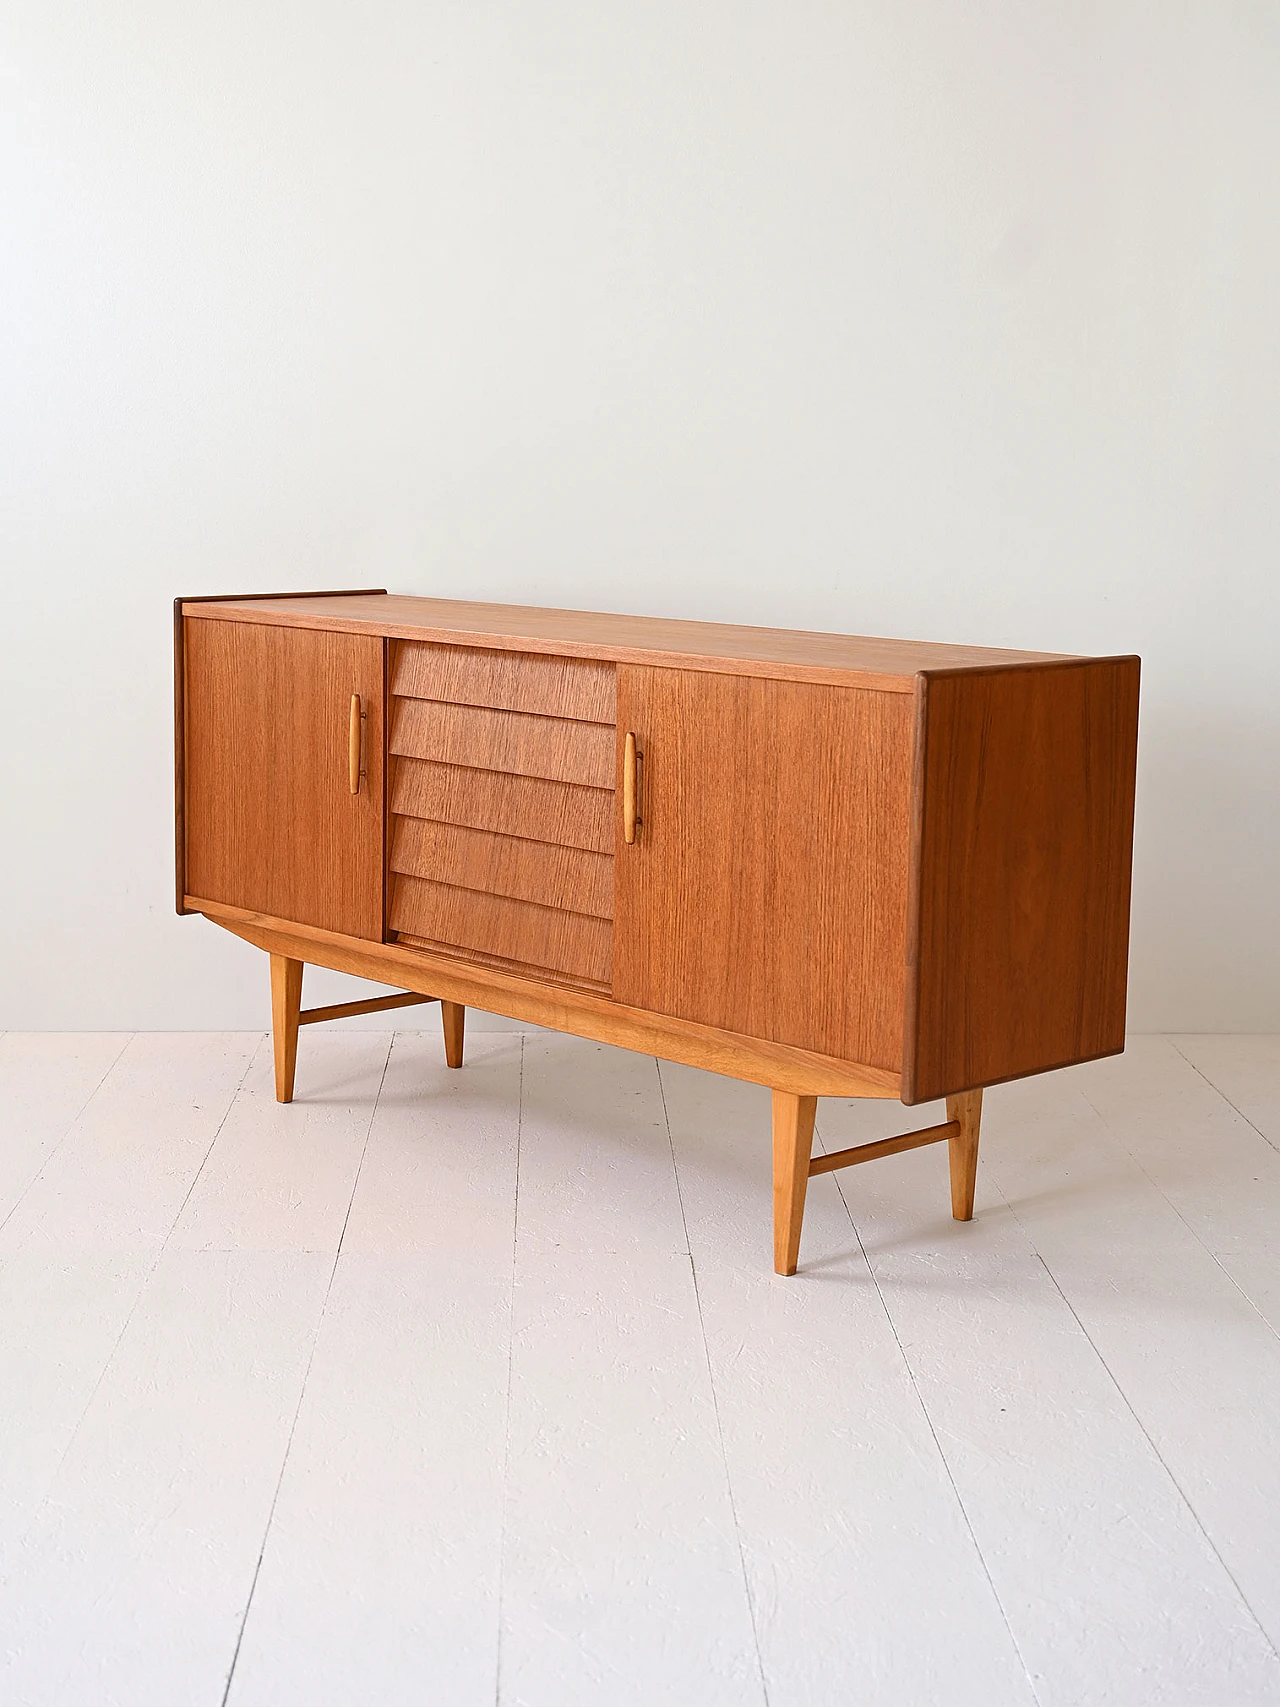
387;641;617;991
390;876;612;987
390;699;614;788
390;759;614;855
391;817;613;919
392;641;615;723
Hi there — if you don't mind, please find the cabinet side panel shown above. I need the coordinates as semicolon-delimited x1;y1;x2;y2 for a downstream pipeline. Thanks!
904;657;1140;1103
183;617;385;940
614;668;914;1070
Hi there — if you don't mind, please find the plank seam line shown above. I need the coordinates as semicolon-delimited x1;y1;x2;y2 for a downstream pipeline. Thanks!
493;1033;525;1707
15;1034;259;1560
1078;1071;1280;1357
218;1031;396;1707
1063;1069;1280;1659
1027;1242;1280;1669
996;1085;1280;1673
0;1031;133;1242
818;1117;1046;1706
1167;1038;1280;1159
655;1059;771;1707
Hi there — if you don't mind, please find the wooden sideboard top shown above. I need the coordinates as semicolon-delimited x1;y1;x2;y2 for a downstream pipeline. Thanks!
182;592;1080;693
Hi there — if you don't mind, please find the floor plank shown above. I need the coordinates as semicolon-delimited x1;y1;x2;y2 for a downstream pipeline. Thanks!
1172;1034;1280;1147
983;1067;1280;1663
498;1036;764;1707
168;1031;392;1254
0;1249;332;1707
0;1033;260;1577
0;1032;261;1268
1072;1039;1280;1346
659;1063;1036;1707
224;1032;522;1707
819;1093;1280;1706
1074;1038;1280;1266
0;1031;132;1227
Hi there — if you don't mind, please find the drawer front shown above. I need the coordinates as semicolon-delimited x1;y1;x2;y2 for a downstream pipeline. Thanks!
390;759;614;854
391;817;613;919
390;698;614;788
388;642;616;992
391;876;612;987
392;641;615;723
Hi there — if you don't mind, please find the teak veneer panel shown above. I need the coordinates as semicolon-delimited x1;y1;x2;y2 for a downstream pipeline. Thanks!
613;668;914;1068
173;587;385;913
389;874;612;986
904;657;1140;1103
391;817;613;920
183;617;384;940
390;758;614;854
186;593;1070;693
392;640;616;724
390;699;615;789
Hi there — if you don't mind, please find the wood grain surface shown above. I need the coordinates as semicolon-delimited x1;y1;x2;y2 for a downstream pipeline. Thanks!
392;640;616;723
772;1091;816;1276
192;897;902;1098
174;588;385;913
391;818;613;919
393;931;611;995
613;668;915;1068
185;593;1072;693
903;658;1141;1103
390;759;614;854
389;876;612;986
390;699;615;788
182;617;384;940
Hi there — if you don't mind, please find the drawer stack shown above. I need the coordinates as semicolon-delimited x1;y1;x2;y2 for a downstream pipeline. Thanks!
387;642;617;991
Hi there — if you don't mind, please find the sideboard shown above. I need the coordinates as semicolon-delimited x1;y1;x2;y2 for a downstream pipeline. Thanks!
174;591;1140;1274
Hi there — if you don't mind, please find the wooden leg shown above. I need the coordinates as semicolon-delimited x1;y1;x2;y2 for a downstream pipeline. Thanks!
269;953;303;1104
946;1088;983;1220
441;1000;465;1069
772;1090;817;1277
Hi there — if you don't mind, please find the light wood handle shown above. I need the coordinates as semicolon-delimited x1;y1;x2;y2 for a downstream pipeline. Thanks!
623;731;640;844
349;694;362;794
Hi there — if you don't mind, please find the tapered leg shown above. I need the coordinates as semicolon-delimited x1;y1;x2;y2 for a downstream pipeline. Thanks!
772;1090;817;1276
946;1088;983;1220
441;1000;465;1069
270;953;304;1104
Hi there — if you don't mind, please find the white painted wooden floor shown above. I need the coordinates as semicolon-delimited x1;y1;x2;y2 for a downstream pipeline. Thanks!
2;1029;1279;1707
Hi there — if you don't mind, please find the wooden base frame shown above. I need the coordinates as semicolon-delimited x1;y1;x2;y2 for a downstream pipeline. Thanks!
208;904;986;1276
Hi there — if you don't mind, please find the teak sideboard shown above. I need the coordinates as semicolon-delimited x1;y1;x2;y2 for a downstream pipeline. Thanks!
174;591;1140;1274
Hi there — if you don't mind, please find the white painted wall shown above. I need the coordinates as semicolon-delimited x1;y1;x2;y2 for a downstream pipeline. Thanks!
2;3;1277;1031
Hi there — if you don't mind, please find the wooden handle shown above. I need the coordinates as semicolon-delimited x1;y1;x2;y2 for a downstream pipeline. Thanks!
349;694;362;794
623;731;640;844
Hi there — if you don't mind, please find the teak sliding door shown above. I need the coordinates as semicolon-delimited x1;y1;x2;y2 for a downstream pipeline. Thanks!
612;666;915;1069
182;617;385;939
